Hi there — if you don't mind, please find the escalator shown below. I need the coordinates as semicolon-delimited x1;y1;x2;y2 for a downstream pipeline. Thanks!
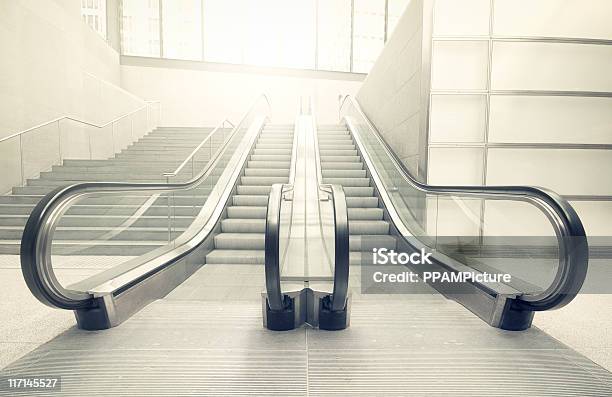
2;95;612;396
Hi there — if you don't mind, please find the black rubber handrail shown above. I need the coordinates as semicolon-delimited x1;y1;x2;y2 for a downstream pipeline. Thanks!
21;95;271;310
264;183;285;311
329;184;349;311
340;95;589;311
264;183;350;313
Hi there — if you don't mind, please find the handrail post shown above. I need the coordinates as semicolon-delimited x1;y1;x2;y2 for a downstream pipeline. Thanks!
263;183;296;331
19;134;24;186
318;184;351;331
57;120;62;165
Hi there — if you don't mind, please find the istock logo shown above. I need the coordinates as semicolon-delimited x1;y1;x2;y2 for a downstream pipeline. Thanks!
372;248;433;265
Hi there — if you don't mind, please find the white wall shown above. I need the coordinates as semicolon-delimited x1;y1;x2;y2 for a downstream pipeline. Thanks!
0;0;154;193
120;63;363;126
427;0;612;238
0;0;142;137
356;0;426;179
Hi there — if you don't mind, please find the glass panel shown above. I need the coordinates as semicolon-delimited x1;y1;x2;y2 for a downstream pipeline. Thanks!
491;42;612;92
352;0;385;73
162;0;202;61
317;0;352;72
493;0;612;40
121;0;161;57
340;97;567;298
489;96;612;145
47;96;269;292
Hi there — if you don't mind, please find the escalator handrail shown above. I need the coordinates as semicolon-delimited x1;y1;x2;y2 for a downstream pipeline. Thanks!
264;183;350;312
21;94;271;310
329;184;349;311
340;95;588;311
265;183;285;311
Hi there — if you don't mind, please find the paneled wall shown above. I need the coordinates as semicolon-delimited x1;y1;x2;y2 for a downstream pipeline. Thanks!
356;0;429;179
427;0;612;238
0;0;152;194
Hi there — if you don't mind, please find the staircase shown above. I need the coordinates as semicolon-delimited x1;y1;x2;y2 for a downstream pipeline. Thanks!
317;125;397;264
206;124;294;265
0;127;224;255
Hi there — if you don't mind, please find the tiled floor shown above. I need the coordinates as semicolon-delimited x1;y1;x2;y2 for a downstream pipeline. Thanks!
0;255;133;369
2;262;612;396
2;254;612;378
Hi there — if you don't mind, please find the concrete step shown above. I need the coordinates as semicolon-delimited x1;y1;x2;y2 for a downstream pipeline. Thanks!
214;233;264;249
320;155;360;163
349;220;390;235
348;208;384;220
346;196;379;208
38;172;193;182
323;177;370;187
61;159;209;167
350;235;397;251
205;249;264;264
0;214;192;228
221;218;265;233
244;168;289;177
319;142;356;150
255;143;293;149
320;149;358;156
26;178;207;187
0;226;182;241
321;162;362;170
343;186;375;197
322;169;366;178
13;185;212;196
0;203;201;216
247;161;290;169
232;195;268;206
227;206;267;219
0;240;164;255
237;185;272;195
240;176;288;186
250;154;291;162
253;148;292;156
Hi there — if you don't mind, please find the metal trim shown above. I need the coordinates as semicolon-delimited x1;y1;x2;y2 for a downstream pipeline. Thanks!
431;89;612;98
433;35;612;46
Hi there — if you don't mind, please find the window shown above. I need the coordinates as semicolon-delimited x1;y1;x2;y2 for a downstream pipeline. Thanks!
204;0;315;69
81;0;107;39
121;0;408;74
317;0;352;72
162;0;202;60
352;0;386;73
122;0;161;57
387;0;411;38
